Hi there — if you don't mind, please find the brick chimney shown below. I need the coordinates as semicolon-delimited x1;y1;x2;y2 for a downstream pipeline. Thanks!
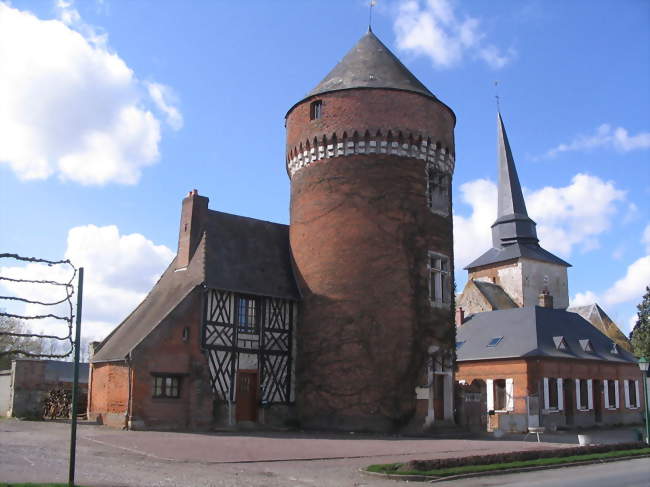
455;307;465;327
176;189;209;269
538;289;554;308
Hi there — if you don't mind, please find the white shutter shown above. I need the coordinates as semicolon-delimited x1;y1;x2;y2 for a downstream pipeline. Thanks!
543;378;550;410
634;381;640;408
505;378;514;411
604;380;610;409
575;379;581;410
557;378;564;411
614;380;619;409
587;379;593;410
624;380;630;409
486;379;494;411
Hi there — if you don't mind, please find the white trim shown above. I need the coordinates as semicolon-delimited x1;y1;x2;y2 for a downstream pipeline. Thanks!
557;378;564;411
587;379;593;410
624;380;630;408
614;380;619;409
505;378;514;411
543;377;550;410
604;380;610;409
486;379;494;411
575;379;581;410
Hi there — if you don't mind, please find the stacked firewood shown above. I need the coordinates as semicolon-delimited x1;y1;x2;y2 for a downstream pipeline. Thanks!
41;389;71;419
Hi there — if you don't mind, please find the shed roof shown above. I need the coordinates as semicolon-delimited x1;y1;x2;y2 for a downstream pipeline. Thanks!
456;306;637;364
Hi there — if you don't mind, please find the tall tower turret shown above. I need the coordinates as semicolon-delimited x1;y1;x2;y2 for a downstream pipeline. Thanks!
286;31;456;431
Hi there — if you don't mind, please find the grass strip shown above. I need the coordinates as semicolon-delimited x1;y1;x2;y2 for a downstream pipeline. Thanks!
367;447;650;477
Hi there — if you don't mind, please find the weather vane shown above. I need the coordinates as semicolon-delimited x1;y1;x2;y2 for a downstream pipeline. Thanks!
494;80;501;112
369;0;376;32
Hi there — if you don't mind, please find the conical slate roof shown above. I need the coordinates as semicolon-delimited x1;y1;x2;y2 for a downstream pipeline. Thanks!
466;113;570;270
307;30;436;100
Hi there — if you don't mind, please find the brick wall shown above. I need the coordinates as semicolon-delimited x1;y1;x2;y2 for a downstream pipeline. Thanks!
88;362;129;428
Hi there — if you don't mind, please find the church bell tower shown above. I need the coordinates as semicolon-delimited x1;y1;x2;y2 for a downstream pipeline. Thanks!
286;30;456;431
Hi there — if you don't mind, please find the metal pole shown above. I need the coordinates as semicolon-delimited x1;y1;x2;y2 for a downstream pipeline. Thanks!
68;267;83;487
643;371;650;445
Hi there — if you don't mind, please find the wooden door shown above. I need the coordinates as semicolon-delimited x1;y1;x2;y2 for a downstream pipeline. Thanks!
236;370;258;422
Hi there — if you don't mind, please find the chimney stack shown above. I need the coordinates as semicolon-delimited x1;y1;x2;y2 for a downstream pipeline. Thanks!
455;307;465;327
538;289;554;308
176;189;209;269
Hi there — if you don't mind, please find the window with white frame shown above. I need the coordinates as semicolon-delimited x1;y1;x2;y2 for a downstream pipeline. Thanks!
624;379;640;409
426;165;449;215
575;378;592;410
543;377;563;410
604;379;619;409
236;295;257;334
429;252;450;306
486;378;514;412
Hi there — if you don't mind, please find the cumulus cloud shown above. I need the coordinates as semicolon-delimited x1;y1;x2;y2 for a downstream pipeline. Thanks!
602;256;650;307
570;291;599;308
0;225;174;342
543;124;650;159
453;173;625;269
394;0;514;69
146;82;184;131
0;3;181;185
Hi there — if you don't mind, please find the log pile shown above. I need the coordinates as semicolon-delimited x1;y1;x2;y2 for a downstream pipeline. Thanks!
41;388;87;419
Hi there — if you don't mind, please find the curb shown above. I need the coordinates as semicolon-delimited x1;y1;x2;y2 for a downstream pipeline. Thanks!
359;453;650;483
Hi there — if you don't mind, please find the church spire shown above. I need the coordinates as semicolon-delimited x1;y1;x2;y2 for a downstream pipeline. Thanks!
491;112;539;248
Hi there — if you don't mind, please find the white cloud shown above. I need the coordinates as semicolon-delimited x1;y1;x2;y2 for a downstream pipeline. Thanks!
526;174;626;256
602;255;650;307
394;0;514;69
543;124;650;158
642;224;650;254
453;173;625;269
570;291;599;308
0;3;182;185
146;82;184;131
0;225;174;342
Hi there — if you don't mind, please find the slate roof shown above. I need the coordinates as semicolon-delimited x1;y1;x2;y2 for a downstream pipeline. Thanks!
456;306;637;364
93;210;299;362
306;30;437;101
465;113;570;270
568;303;633;352
473;280;517;309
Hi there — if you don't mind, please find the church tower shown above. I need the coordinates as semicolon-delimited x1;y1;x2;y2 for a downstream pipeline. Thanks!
286;31;456;431
459;113;571;315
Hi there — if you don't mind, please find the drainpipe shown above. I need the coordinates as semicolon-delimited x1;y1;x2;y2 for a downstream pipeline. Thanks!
126;352;133;430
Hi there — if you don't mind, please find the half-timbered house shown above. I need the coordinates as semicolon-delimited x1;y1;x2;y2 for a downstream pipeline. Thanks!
88;190;299;429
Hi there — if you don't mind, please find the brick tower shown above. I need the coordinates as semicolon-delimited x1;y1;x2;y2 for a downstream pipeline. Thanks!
286;30;456;431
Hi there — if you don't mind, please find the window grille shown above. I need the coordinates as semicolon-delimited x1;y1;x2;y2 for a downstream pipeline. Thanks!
153;375;181;398
310;100;322;120
429;252;450;305
237;296;258;334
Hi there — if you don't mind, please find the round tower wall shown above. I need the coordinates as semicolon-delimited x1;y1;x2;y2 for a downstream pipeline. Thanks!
288;88;456;431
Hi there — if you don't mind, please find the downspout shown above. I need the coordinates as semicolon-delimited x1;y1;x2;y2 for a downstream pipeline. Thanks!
126;352;133;430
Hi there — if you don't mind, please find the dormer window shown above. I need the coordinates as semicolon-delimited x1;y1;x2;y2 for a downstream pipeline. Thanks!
310;100;322;120
553;336;567;350
579;339;593;352
611;343;619;354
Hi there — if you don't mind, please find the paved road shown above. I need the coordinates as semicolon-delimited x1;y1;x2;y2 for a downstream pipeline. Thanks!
446;457;650;487
0;419;645;487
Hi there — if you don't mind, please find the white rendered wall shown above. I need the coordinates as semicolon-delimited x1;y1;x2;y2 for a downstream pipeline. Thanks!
521;259;569;308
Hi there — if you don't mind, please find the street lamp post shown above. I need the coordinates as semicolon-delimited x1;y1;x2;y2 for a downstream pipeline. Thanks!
639;357;649;445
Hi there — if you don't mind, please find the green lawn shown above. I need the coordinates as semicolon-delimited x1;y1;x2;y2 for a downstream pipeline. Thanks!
366;447;650;478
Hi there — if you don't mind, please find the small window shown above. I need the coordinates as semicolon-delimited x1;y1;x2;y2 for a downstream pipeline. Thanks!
487;336;503;347
426;165;449;215
494;379;507;410
237;296;258;334
629;380;638;408
611;343;619;354
548;377;559;409
607;380;617;408
579;339;593;352
456;340;466;350
553;336;567;350
577;379;589;409
182;326;189;342
310;100;322;120
153;375;181;398
429;252;450;305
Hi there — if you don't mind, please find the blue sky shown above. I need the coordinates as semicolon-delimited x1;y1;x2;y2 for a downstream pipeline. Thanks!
0;0;648;342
